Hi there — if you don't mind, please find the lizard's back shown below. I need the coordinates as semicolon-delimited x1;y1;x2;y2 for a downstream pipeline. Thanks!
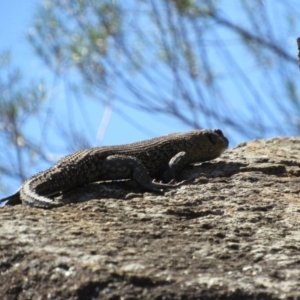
2;129;229;208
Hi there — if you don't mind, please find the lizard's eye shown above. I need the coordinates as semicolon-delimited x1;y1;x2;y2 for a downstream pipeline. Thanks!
214;129;224;137
209;129;229;148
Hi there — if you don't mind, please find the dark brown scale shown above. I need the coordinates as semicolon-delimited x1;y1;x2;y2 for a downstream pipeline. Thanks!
0;129;229;208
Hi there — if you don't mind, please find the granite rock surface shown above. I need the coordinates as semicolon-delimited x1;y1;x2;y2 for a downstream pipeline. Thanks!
0;137;300;299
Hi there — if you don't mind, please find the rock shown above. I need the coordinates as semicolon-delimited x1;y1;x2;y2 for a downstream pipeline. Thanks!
0;137;300;299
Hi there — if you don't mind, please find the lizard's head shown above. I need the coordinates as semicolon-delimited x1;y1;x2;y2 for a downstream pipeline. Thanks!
188;129;229;162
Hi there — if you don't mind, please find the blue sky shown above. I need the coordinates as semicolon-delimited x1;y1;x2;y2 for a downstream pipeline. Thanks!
0;1;193;143
0;1;38;70
0;0;193;196
0;1;299;197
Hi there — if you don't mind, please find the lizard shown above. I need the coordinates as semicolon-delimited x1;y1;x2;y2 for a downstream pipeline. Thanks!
0;129;229;208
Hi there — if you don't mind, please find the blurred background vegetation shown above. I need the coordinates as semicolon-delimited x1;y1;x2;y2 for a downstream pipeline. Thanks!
1;0;300;195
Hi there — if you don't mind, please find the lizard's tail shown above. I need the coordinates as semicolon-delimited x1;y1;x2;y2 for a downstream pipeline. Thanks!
20;177;64;208
0;190;22;206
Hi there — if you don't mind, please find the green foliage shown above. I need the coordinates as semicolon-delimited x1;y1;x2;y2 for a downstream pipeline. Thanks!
28;0;122;84
0;51;48;188
26;0;300;138
0;52;46;140
1;0;300;193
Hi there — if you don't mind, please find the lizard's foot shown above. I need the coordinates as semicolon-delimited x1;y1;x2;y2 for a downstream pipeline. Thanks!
151;174;197;190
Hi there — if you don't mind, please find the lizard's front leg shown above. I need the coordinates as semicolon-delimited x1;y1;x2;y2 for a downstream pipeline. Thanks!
152;151;196;186
103;154;188;192
161;151;189;183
